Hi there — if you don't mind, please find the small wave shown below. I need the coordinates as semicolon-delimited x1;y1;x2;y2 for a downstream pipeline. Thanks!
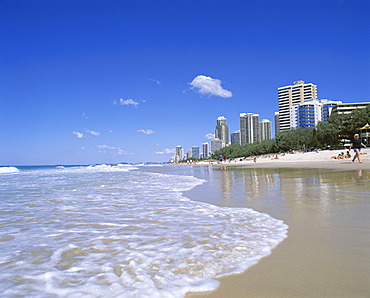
0;166;20;174
87;164;139;172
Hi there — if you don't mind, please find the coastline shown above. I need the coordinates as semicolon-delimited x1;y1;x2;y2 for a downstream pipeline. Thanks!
182;148;370;170
177;150;370;297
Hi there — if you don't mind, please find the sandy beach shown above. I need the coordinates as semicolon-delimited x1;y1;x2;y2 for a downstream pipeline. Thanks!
194;148;370;170
177;149;370;297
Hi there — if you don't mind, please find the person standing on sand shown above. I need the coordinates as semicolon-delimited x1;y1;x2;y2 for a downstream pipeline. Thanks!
349;134;366;163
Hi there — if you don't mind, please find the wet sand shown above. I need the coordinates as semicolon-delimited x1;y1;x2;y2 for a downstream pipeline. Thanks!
172;159;370;297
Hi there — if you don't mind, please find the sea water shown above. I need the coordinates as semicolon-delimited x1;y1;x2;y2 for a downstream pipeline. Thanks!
0;165;288;297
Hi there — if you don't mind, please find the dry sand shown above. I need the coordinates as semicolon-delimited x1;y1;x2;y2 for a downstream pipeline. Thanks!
195;149;370;170
184;149;370;297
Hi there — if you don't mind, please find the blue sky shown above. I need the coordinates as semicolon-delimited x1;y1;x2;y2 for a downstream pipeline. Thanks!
1;0;369;165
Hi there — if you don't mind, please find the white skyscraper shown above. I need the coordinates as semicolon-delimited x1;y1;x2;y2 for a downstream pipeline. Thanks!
278;80;317;131
215;116;229;146
240;113;259;145
259;119;272;141
175;145;184;161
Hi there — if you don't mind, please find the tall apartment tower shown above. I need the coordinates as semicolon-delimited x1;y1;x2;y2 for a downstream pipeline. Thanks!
202;142;209;159
231;130;241;145
274;112;280;136
259;119;272;141
215;116;229;146
278;80;317;131
175;145;184;161
192;146;200;159
240;113;259;145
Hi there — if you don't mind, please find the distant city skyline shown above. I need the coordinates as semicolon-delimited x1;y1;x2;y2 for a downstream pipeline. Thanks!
171;82;367;161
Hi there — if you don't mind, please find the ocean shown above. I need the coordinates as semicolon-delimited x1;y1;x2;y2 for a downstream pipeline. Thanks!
0;165;288;297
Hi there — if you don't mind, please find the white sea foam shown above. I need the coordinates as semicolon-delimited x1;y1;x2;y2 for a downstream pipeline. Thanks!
0;166;19;174
0;166;288;297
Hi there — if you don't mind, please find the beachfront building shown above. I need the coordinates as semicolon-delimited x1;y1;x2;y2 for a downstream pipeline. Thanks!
274;112;280;135
240;113;259;145
187;149;192;159
210;139;223;154
215;116;229;146
192;146;200;159
331;102;370;115
259;119;272;141
290;99;343;129
231;130;241;145
202;142;209;159
175;145;184;162
290;99;321;129
321;99;342;122
278;80;318;131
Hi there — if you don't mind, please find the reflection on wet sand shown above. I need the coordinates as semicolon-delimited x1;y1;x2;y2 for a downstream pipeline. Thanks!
183;166;370;298
196;167;370;223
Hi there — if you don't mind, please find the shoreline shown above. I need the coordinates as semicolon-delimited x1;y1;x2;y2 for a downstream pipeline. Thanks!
179;152;370;297
179;149;370;170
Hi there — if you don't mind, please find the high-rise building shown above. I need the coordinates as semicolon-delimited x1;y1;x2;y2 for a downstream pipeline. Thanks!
240;113;259;145
192;146;200;159
215;116;229;146
202;142;209;158
290;99;342;129
290;100;321;129
278;80;317;131
231;130;241;145
274;112;280;136
259;119;272;141
211;139;223;153
175;145;184;162
187;149;192;159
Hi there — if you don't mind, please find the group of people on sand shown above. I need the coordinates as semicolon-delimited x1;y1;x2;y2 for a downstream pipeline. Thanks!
331;134;367;163
331;151;352;160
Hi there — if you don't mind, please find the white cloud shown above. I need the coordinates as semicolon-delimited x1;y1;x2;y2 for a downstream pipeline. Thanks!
155;148;176;155
97;145;116;150
205;133;215;139
137;129;155;135
148;78;161;85
189;75;232;98
96;145;131;156
117;149;130;155
114;98;140;107
72;131;84;138
85;129;100;137
82;113;88;119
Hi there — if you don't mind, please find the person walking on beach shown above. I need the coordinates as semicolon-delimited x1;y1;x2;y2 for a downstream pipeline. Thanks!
349;134;366;163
